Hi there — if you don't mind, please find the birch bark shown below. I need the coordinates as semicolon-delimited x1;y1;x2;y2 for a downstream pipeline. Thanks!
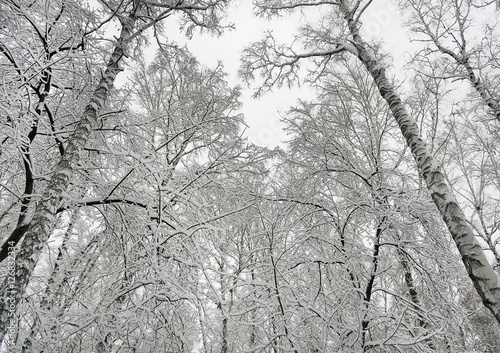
0;9;138;342
339;0;500;323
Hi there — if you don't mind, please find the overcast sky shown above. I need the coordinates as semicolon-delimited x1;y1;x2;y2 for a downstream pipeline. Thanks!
140;1;411;148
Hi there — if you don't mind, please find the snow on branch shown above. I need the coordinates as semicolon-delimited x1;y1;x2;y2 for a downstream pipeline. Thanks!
255;0;340;12
240;33;356;96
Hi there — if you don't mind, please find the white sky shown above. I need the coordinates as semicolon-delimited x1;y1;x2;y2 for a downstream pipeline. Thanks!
125;1;412;148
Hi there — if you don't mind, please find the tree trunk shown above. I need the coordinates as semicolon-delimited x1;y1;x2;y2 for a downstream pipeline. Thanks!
397;245;435;350
0;10;138;342
339;1;500;323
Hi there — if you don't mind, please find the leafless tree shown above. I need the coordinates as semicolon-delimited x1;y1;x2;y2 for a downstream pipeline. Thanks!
400;0;500;122
0;0;233;343
241;0;500;323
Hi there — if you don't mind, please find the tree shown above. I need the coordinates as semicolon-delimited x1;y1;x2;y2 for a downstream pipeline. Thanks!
5;37;273;350
400;0;500;123
0;0;96;262
266;59;476;350
2;0;500;350
0;0;233;343
402;1;500;270
242;0;500;323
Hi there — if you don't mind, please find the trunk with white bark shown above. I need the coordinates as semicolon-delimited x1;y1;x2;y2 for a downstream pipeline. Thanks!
0;11;138;342
340;1;500;323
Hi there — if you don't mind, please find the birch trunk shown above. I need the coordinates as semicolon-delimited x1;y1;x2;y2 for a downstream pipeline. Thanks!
0;11;138;342
339;1;500;323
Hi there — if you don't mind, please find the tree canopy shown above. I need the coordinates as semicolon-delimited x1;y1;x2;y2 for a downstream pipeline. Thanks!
1;0;499;351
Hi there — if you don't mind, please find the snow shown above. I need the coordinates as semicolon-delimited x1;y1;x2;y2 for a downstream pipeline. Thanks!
342;42;359;56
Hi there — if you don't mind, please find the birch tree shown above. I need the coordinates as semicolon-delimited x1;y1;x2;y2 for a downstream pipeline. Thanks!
0;0;97;262
400;0;500;122
267;60;479;350
9;39;272;351
0;0;233;344
404;8;500;271
241;0;500;323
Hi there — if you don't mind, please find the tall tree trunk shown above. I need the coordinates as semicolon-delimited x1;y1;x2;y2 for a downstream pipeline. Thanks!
397;245;435;350
21;210;76;352
361;219;383;351
339;0;500;323
0;10;138;342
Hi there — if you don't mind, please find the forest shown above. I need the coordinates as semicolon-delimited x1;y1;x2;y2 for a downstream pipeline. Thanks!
0;0;500;352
